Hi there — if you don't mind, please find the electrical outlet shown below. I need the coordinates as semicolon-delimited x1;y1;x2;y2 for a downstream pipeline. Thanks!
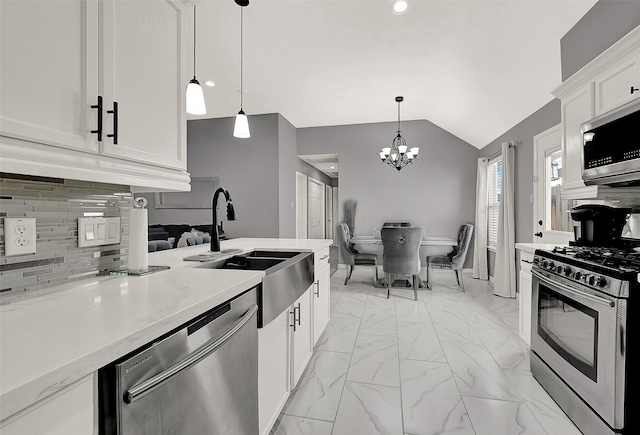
4;218;37;256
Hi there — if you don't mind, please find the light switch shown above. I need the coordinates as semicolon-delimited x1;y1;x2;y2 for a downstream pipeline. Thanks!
78;217;121;247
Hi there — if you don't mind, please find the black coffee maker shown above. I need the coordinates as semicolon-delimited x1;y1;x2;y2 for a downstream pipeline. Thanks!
570;204;631;247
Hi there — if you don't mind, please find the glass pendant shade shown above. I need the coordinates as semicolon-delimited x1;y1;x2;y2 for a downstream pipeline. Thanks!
233;110;250;138
186;78;206;115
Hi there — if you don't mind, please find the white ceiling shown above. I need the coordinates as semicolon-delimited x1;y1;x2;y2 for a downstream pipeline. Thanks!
190;0;598;149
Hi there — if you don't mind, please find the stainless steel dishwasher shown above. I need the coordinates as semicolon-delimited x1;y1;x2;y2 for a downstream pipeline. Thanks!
99;288;258;435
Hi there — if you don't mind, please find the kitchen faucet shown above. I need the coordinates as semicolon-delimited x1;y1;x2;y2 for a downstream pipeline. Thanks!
211;187;236;252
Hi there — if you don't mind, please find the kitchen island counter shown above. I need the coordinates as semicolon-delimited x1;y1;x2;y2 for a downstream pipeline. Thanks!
0;238;332;422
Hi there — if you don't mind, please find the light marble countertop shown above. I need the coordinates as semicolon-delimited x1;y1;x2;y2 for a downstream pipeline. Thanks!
515;243;565;254
0;237;332;420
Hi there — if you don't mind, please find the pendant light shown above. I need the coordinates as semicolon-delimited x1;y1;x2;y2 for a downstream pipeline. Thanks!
233;0;250;138
380;96;419;171
186;4;206;115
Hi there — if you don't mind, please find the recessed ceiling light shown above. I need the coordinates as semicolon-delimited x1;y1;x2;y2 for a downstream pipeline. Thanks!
392;0;409;14
204;80;215;87
329;166;336;169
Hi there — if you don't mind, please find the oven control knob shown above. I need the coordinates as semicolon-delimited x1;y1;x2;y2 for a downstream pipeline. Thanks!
596;276;606;287
556;265;563;274
574;271;583;281
564;266;572;276
587;275;601;286
547;261;555;270
541;260;548;269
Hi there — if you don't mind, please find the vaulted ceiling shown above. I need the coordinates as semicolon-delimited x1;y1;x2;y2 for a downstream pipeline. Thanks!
189;0;597;149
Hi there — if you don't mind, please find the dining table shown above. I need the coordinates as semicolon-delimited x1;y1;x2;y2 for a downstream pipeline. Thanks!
350;235;457;246
349;234;457;289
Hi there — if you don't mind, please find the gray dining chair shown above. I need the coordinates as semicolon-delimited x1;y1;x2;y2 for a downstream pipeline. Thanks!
338;223;379;285
426;223;474;291
381;226;422;301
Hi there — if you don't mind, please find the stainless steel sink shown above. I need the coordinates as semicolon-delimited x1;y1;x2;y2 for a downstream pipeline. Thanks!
196;251;314;327
196;256;285;271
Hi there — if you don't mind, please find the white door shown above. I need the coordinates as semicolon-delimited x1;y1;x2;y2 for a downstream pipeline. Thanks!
0;0;99;153
100;0;187;170
325;185;333;240
533;124;574;244
295;172;308;239
308;178;325;239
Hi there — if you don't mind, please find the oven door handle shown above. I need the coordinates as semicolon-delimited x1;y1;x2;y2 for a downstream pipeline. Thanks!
532;269;615;308
124;304;258;404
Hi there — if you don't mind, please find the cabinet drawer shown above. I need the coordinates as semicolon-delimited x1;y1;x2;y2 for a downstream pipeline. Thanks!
1;374;94;435
314;247;330;272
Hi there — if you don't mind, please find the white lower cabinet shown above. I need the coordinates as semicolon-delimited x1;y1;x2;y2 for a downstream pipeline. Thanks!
258;246;332;434
258;308;291;435
0;374;95;435
290;287;313;388
312;263;331;345
518;251;533;346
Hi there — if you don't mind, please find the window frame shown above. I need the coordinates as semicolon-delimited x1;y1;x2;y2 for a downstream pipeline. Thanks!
487;155;502;251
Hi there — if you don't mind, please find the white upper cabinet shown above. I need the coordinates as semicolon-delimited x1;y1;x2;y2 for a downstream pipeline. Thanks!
594;53;640;116
553;26;640;200
560;83;594;192
100;0;187;170
0;0;99;153
0;0;189;191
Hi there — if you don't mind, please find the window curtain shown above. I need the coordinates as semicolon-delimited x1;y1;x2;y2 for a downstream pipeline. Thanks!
494;141;516;298
472;158;488;280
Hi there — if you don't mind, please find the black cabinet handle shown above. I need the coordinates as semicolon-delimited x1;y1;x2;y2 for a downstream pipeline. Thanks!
314;280;320;297
91;96;103;141
631;86;639;94
107;101;118;145
295;303;301;326
534;232;543;238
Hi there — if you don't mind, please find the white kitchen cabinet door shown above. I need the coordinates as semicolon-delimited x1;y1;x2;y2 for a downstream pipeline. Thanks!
518;251;533;346
258;309;290;435
594;53;640;116
560;83;594;193
100;0;187;170
0;374;94;435
312;263;331;345
290;287;313;388
0;0;99;153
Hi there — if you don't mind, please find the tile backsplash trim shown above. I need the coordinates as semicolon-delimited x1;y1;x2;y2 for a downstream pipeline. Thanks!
0;175;132;298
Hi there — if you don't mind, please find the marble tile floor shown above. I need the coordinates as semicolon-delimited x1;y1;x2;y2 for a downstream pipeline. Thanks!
270;267;582;435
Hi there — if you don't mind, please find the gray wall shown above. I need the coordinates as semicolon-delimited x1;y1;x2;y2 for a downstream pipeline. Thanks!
479;99;561;244
561;0;640;81
143;113;331;239
297;119;478;267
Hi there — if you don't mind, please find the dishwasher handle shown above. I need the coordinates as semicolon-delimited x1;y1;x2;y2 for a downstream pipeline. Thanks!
124;304;258;404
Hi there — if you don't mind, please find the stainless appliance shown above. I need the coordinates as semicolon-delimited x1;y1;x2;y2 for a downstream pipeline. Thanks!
99;288;258;435
531;246;638;435
569;204;631;247
581;98;640;186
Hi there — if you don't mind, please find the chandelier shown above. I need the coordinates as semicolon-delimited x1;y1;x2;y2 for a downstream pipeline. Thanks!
380;96;419;171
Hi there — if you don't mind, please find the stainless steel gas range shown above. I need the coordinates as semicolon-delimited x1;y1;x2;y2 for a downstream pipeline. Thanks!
531;246;638;435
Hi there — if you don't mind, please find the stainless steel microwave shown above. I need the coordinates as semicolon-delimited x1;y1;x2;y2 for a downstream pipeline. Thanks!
581;98;640;186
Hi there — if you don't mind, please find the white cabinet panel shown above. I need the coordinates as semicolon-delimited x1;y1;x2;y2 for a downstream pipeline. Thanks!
312;263;331;345
595;53;640;116
101;0;187;170
0;374;94;435
560;83;594;193
518;251;533;346
290;287;313;388
258;309;290;435
0;0;99;153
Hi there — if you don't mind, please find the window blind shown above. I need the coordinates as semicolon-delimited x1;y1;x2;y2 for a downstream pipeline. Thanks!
487;157;502;248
